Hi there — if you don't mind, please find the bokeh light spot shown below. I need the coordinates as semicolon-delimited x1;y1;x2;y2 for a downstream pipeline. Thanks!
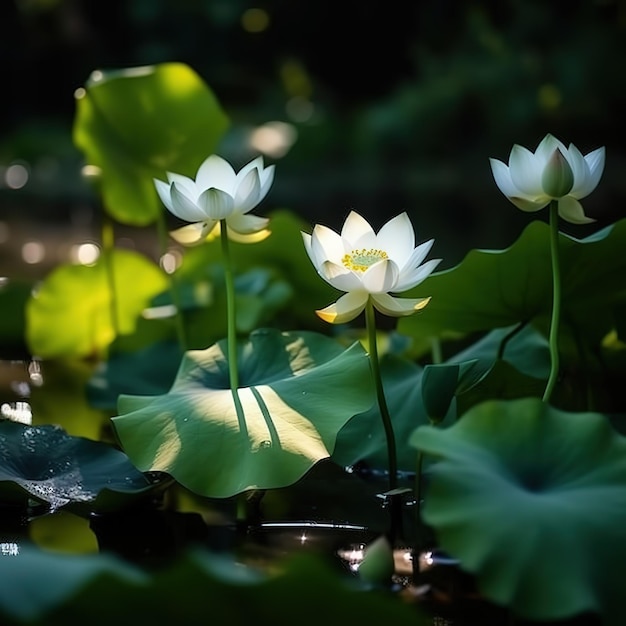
160;249;183;274
71;242;100;265
249;121;297;158
22;241;45;264
538;84;561;110
6;163;29;189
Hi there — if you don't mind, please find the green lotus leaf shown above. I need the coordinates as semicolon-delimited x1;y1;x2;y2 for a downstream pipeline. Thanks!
26;249;168;359
112;329;374;497
410;397;626;624
450;323;550;381
0;420;160;515
420;360;484;423
399;219;626;343
73;62;229;225
447;324;550;413
455;360;546;416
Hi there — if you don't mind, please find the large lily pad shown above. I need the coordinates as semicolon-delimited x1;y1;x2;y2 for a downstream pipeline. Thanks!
26;249;168;359
73;62;229;225
112;330;374;497
399;219;626;344
0;420;159;515
410;398;626;625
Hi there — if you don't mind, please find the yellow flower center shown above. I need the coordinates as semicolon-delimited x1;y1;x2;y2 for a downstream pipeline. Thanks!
342;248;388;272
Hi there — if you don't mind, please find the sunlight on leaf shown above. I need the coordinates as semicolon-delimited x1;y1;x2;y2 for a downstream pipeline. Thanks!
73;62;229;225
26;249;168;359
112;330;374;497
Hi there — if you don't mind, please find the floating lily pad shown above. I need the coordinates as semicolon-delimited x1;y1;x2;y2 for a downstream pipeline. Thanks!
73;62;229;225
112;329;374;497
0;420;160;515
410;398;626;625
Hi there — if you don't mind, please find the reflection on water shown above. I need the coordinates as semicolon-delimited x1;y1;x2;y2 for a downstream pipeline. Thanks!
0;358;44;426
336;543;365;572
0;542;19;556
0;401;32;424
337;542;415;577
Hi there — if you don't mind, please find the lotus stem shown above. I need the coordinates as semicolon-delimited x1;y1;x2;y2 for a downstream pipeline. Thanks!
102;215;119;345
430;336;442;365
365;300;398;491
156;207;187;352
543;200;561;403
220;220;240;393
365;299;402;543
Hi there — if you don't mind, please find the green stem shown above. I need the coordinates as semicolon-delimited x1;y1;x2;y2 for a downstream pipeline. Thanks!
102;216;119;346
365;300;398;491
220;220;239;392
430;336;443;365
156;207;188;352
543;201;562;403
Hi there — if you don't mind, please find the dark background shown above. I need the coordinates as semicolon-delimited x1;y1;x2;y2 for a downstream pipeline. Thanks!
1;0;625;278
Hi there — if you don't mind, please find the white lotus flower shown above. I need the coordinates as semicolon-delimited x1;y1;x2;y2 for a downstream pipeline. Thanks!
302;211;441;324
154;155;275;244
489;134;605;224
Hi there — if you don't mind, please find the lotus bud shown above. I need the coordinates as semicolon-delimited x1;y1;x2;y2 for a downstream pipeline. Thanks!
541;148;574;198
